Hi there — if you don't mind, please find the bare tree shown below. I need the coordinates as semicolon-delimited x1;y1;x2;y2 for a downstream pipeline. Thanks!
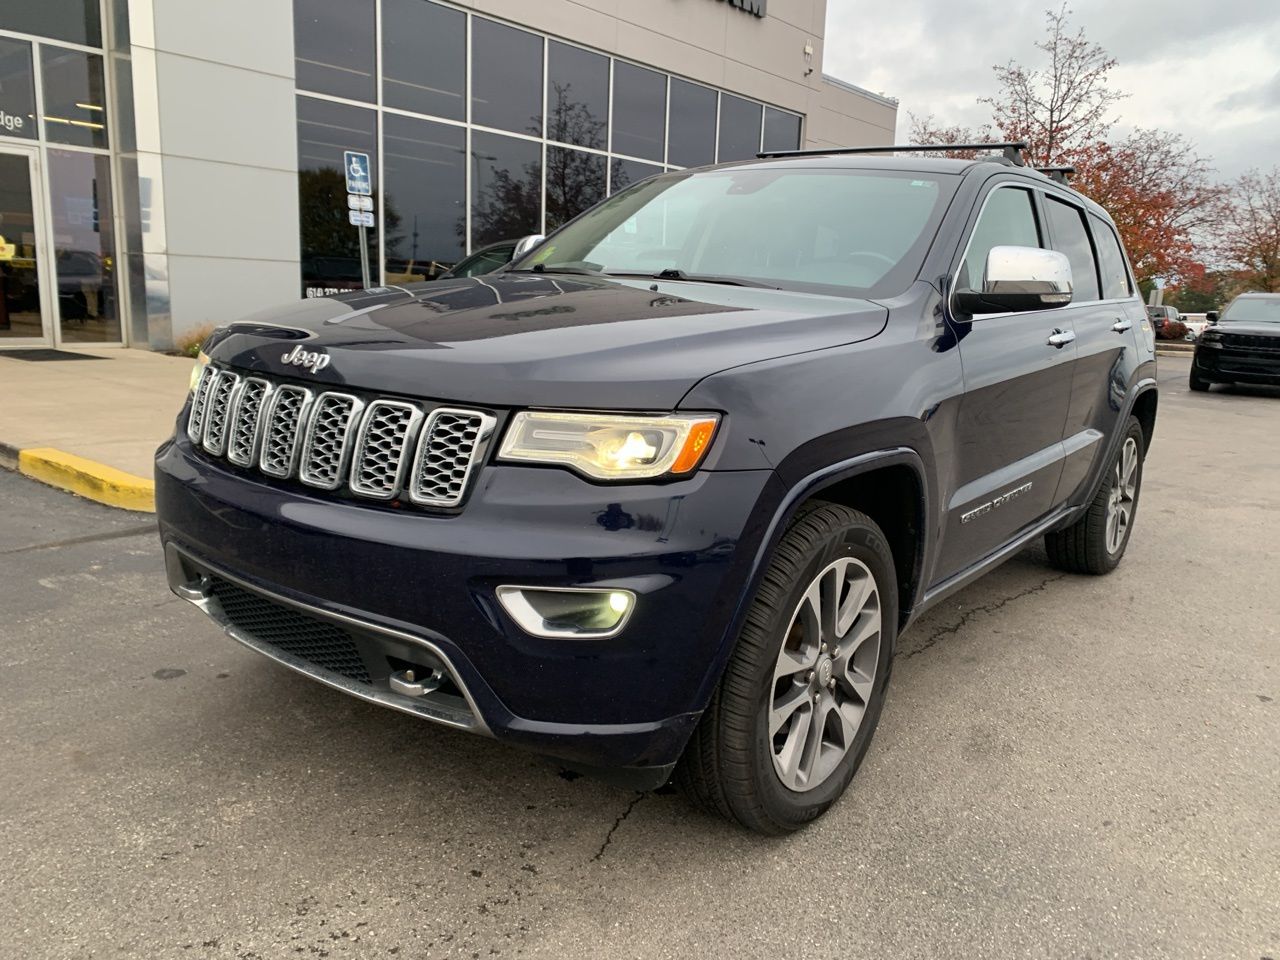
1216;168;1280;292
983;3;1127;165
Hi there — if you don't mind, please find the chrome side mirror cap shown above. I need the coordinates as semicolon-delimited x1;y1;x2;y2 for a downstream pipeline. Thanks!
955;245;1073;315
512;234;546;260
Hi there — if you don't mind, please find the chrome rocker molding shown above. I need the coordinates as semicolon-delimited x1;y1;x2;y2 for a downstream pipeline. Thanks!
164;543;491;736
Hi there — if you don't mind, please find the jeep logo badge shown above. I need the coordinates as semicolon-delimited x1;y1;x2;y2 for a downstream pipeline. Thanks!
281;344;331;374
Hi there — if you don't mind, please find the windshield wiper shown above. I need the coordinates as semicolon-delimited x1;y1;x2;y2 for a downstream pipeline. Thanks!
508;262;602;276
616;268;777;289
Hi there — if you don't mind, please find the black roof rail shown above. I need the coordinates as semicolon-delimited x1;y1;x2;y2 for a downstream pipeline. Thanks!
1036;165;1076;185
756;141;1029;166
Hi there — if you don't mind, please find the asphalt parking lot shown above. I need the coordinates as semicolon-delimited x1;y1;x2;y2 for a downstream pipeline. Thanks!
2;355;1277;960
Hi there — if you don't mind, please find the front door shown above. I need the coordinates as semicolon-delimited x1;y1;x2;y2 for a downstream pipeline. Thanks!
0;145;55;346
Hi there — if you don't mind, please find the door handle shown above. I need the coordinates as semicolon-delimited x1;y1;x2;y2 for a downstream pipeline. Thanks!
1047;328;1076;348
1112;318;1133;333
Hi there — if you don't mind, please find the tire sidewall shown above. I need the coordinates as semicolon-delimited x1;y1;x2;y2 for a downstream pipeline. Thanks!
1105;418;1146;562
748;516;898;828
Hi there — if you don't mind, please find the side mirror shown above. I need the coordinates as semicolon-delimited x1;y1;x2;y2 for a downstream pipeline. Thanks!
1206;311;1219;323
512;234;546;260
954;246;1073;315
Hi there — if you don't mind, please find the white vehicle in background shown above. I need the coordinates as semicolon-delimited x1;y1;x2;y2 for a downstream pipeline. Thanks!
1181;313;1211;341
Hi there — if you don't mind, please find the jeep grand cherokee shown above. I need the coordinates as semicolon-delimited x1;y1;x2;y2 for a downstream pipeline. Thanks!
156;143;1157;834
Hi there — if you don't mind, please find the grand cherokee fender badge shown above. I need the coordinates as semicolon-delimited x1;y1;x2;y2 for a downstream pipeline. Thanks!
961;482;1033;524
281;344;331;374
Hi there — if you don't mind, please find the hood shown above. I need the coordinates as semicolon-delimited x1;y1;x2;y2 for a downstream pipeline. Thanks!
1211;321;1280;337
208;274;888;409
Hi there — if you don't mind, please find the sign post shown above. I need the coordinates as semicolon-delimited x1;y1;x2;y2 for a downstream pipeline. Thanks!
344;150;373;289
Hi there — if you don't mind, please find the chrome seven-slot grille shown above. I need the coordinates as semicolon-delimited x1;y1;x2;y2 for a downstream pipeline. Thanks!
187;364;495;508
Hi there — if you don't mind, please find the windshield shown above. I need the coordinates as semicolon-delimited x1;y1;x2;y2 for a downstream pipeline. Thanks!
511;167;957;297
1222;297;1280;323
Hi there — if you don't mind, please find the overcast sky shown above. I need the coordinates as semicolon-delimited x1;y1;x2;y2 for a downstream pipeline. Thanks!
823;0;1280;181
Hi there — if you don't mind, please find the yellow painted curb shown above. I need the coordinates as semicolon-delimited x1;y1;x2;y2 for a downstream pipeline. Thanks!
17;447;155;513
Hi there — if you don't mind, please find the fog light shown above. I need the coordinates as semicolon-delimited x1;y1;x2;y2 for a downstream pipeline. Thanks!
496;586;636;639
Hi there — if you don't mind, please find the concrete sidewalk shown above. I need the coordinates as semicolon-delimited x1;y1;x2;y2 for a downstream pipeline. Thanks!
0;348;193;511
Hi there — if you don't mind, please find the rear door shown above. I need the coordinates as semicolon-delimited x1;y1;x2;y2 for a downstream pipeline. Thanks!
1044;198;1144;506
936;182;1077;581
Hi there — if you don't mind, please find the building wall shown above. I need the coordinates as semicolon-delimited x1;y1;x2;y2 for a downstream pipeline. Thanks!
125;0;301;349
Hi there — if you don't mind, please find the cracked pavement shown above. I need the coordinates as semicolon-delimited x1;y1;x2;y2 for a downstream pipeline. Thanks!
1;356;1277;959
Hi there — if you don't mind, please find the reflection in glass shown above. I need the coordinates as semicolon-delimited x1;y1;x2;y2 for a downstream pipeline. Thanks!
547;42;608;150
471;19;543;136
382;0;465;120
547;147;606;231
763;108;802;154
40;47;109;149
667;80;716;169
47;149;120;343
612;63;665;162
717;94;762;162
609;158;662;196
382;113;465;282
294;0;376;102
0;39;36;141
0;152;45;340
296;96;378;296
471;131;542;248
0;0;102;47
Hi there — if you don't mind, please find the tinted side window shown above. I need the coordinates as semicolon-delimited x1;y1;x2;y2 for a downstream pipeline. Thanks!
1088;213;1131;299
960;187;1040;291
1044;196;1101;302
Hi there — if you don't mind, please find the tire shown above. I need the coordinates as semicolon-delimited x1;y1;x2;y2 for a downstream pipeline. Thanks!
1189;364;1211;392
676;503;897;834
1045;416;1145;575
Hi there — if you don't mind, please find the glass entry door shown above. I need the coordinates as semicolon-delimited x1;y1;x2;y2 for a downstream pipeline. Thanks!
0;146;53;345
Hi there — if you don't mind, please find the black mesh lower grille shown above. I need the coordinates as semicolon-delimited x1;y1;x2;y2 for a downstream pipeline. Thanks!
208;577;371;684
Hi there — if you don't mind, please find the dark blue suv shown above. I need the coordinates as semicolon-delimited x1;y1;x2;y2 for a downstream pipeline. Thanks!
156;145;1157;833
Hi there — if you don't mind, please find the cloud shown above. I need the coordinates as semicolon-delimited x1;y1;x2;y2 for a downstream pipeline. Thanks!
822;0;1280;179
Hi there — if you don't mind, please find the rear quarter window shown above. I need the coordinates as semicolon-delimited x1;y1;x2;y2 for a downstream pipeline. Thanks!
1088;213;1132;300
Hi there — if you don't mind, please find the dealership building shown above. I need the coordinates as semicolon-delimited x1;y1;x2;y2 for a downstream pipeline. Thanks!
0;0;897;351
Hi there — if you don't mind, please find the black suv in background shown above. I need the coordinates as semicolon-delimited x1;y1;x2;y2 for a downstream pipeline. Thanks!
1191;293;1280;390
157;143;1157;834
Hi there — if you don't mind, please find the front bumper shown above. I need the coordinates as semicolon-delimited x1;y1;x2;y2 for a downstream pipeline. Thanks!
1194;344;1280;383
156;433;779;779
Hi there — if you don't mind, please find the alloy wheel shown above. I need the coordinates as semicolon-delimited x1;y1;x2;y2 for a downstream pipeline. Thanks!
1106;437;1139;554
769;556;882;792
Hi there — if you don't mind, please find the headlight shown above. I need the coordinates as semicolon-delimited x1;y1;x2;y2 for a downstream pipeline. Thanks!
498;411;719;480
187;350;210;394
1199;332;1222;348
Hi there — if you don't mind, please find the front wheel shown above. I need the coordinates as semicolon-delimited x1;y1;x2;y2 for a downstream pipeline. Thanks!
676;503;897;834
1189;364;1211;392
1045;416;1145;575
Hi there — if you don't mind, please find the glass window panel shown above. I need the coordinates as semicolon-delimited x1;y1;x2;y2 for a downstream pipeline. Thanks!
1089;213;1132;300
763;107;802;153
40;47;108;149
382;0;465;120
0;0;102;47
296;96;379;297
470;130;542;248
293;0;375;102
667;79;716;168
546;146;606;231
47;149;120;343
612;62;665;162
0;152;45;340
471;18;543;136
382;113;465;283
961;188;1041;291
0;37;37;141
1045;196;1101;302
547;41;608;150
717;94;762;162
609;157;661;195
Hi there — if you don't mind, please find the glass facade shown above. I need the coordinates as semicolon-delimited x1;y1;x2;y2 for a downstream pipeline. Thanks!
0;1;121;346
293;0;804;293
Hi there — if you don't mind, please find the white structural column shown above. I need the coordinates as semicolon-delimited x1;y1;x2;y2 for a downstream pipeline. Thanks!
125;0;301;348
